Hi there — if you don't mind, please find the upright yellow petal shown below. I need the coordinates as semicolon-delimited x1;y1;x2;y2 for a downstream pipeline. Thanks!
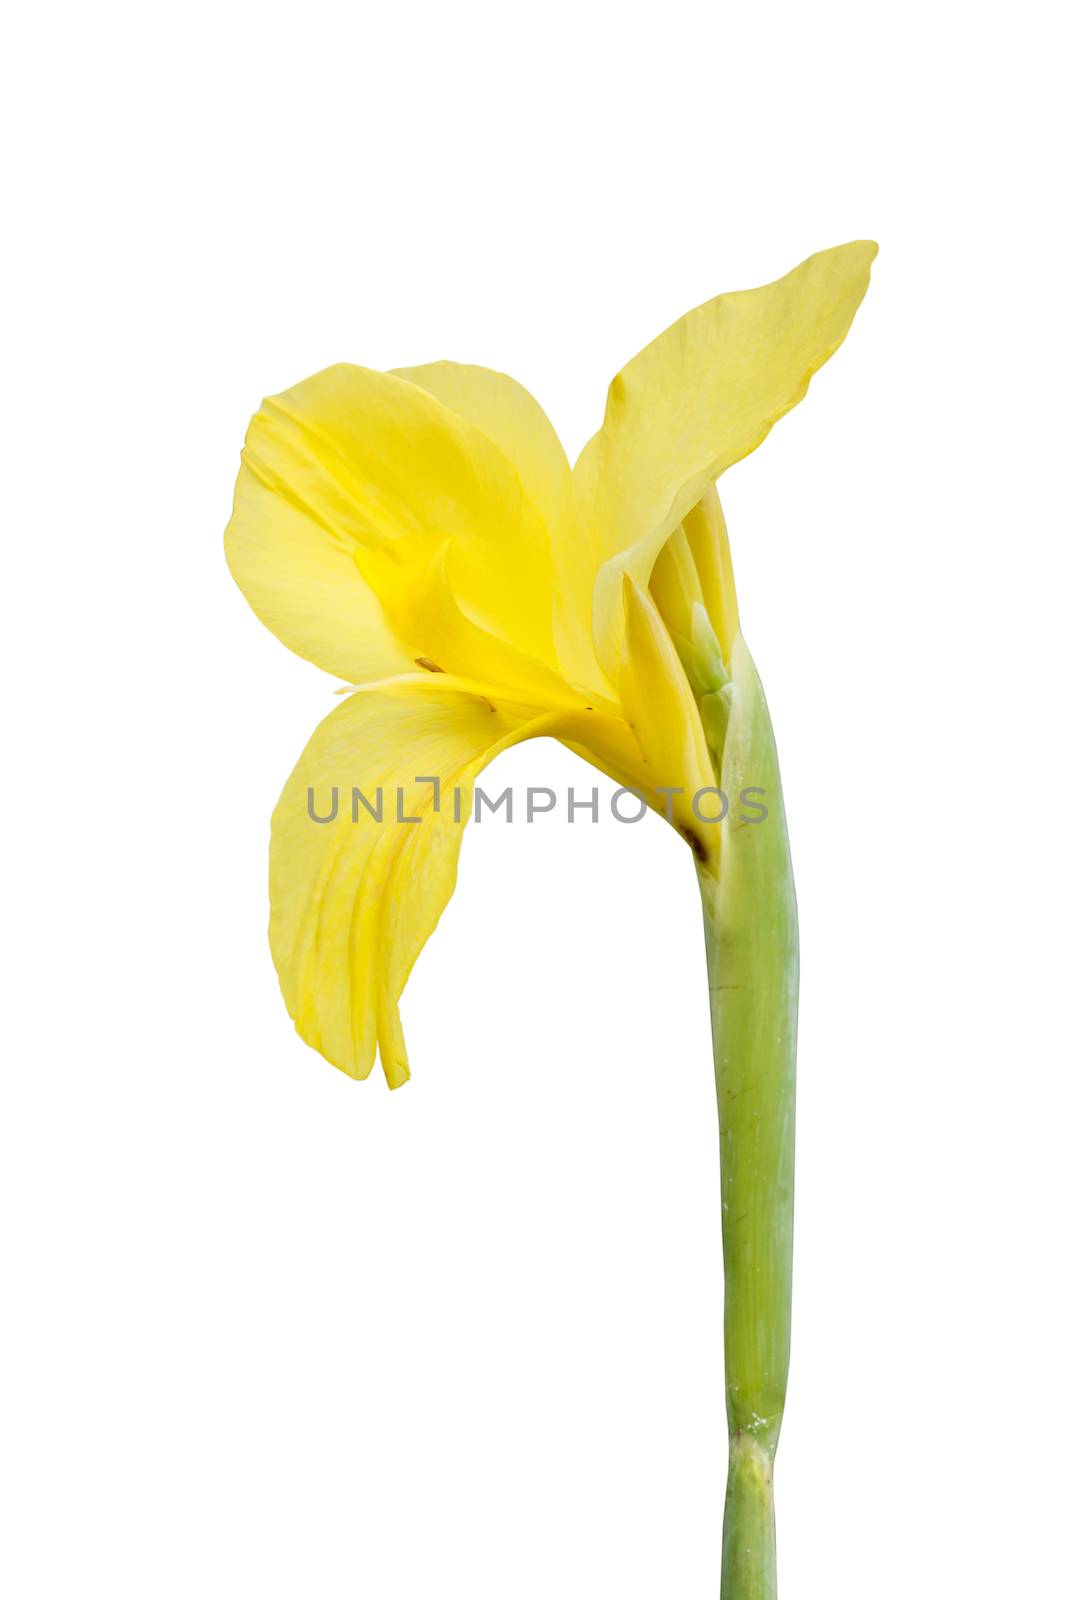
579;241;877;675
681;487;739;665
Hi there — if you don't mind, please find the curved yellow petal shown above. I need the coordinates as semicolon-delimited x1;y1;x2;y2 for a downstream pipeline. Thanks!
270;684;519;1086
380;539;594;712
579;241;877;675
225;453;414;684
394;360;613;700
392;361;573;546
226;363;561;685
269;679;645;1085
618;576;721;866
270;673;667;1085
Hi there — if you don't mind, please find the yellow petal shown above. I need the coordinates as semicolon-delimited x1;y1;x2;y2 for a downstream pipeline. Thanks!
649;485;740;674
269;684;517;1085
579;241;877;675
394;360;612;700
680;486;739;665
225;454;413;685
617;576;721;866
648;519;706;640
268;678;651;1085
381;539;592;712
392;361;574;551
226;363;560;685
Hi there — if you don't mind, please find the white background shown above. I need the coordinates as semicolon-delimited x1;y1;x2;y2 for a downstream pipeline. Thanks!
3;4;1064;1595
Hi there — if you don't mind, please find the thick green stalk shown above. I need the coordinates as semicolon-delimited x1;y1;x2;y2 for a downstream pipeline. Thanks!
699;636;799;1600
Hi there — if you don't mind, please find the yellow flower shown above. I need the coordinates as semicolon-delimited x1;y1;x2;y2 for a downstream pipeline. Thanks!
225;241;876;1086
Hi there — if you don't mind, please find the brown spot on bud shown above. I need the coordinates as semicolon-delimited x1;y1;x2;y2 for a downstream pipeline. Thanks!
681;826;708;864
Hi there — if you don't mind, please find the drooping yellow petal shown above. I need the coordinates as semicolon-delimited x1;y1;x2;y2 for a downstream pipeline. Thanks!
617;576;721;866
579;241;877;675
270;683;520;1085
394;360;612;700
226;363;562;686
269;680;652;1086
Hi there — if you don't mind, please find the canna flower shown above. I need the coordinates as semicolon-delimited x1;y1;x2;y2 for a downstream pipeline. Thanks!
225;240;876;1599
226;241;875;1087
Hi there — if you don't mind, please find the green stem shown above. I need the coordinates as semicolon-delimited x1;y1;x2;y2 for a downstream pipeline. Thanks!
699;637;799;1600
721;1433;776;1599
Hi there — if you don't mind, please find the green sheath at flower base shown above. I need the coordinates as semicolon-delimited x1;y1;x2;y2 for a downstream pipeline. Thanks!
700;637;799;1600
